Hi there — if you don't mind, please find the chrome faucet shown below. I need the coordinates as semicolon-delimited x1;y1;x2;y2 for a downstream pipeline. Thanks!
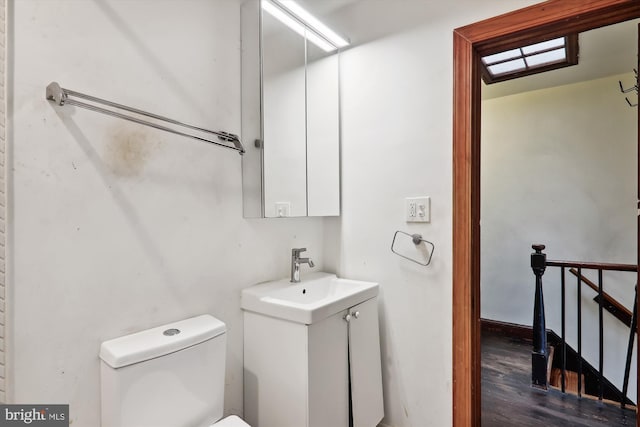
291;248;315;283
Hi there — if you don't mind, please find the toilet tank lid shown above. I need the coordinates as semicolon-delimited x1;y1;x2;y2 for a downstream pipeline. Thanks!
99;314;226;369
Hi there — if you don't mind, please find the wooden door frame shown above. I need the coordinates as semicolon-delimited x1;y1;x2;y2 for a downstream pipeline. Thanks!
452;1;640;426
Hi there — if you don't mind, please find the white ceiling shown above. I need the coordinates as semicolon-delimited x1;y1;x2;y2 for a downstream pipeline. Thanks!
260;2;639;101
294;0;357;16
482;19;640;99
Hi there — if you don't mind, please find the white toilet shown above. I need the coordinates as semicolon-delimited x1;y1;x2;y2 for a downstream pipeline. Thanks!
99;314;250;427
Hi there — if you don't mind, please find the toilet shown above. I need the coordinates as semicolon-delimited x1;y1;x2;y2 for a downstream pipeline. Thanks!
99;314;250;427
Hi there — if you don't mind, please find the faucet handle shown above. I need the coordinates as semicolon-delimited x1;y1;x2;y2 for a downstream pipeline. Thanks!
292;248;307;256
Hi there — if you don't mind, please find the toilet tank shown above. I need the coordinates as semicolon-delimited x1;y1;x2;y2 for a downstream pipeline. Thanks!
100;315;227;427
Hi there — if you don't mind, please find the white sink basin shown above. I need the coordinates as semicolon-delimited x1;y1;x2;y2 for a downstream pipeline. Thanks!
241;272;379;324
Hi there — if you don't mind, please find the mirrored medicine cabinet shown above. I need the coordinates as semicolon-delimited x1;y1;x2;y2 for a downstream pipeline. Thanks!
241;0;346;218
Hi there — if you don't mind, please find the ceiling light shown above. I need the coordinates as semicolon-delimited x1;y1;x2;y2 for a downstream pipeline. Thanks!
261;0;349;52
276;1;350;48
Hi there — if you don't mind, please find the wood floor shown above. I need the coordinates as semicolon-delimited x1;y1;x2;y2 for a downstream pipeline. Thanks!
481;330;636;426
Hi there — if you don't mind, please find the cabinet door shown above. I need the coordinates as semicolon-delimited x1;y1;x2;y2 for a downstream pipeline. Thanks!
308;310;349;427
349;298;384;427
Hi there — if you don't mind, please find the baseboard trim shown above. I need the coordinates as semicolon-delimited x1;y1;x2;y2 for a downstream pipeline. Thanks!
481;318;534;342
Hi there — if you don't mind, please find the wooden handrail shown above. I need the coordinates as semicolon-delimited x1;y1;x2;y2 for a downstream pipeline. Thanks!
547;260;637;272
568;268;633;327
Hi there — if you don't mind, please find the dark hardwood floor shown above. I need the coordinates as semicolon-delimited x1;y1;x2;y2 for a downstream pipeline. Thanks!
482;330;636;426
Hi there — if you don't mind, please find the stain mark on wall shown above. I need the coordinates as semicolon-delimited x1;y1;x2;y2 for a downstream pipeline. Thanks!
105;126;157;177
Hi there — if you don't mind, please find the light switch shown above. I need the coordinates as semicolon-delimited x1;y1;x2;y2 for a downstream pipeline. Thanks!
405;197;430;223
275;202;291;218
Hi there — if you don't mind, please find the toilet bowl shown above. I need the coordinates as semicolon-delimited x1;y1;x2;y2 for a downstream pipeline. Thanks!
99;315;251;427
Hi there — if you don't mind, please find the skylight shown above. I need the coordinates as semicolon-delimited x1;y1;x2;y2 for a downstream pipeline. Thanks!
481;35;578;84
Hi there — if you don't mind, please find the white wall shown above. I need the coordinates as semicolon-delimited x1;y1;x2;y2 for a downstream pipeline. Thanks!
9;1;329;425
333;1;538;426
10;1;579;426
0;0;8;404
481;73;638;401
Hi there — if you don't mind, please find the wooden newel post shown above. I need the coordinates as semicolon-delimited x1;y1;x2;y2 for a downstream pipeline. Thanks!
531;244;548;389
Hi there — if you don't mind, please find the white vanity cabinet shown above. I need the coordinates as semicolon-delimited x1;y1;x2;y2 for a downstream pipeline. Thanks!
243;297;384;427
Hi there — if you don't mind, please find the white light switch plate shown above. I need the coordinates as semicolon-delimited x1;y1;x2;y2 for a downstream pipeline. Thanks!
405;197;430;223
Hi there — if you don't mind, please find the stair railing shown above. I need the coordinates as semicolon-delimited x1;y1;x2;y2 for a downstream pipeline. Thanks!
530;244;637;405
530;244;548;390
622;286;637;408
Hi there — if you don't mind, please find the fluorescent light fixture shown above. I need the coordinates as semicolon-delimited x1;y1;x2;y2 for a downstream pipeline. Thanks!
261;0;349;52
261;0;334;51
277;1;350;48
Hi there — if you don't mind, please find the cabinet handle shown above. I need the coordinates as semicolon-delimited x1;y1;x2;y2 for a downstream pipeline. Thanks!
344;313;352;322
353;311;360;319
